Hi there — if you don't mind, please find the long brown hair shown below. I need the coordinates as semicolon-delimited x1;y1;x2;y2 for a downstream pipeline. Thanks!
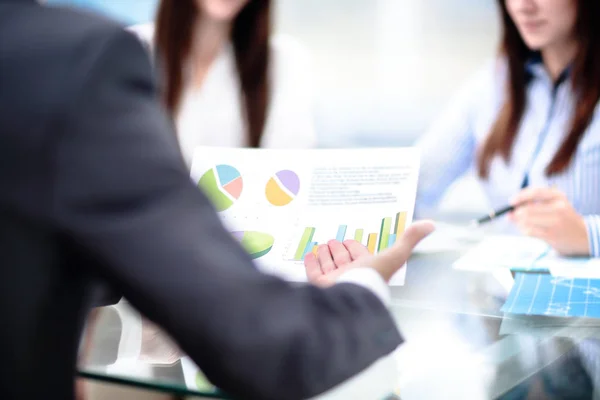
478;0;600;178
154;0;271;148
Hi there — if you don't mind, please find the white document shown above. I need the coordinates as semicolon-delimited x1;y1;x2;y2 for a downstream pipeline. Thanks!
190;147;420;285
453;235;600;276
546;257;600;279
453;235;552;272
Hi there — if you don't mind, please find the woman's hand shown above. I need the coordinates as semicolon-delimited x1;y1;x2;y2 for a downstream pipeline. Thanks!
509;187;589;256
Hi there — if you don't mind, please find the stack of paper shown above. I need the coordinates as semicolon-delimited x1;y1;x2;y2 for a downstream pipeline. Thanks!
453;235;600;276
452;235;552;272
545;258;600;279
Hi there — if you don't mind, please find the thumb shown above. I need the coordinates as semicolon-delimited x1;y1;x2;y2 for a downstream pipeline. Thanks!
371;220;435;281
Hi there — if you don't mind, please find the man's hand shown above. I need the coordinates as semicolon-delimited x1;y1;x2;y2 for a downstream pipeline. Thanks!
509;187;589;256
304;221;435;286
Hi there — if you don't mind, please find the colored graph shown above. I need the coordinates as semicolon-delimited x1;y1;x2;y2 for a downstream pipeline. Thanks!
198;165;243;211
502;273;600;318
232;231;274;259
265;170;300;206
292;212;408;261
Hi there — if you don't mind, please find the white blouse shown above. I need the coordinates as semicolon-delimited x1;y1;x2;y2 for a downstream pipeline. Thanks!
128;23;317;165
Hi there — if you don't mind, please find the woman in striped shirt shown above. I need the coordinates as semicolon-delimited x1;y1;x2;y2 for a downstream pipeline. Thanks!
417;0;600;257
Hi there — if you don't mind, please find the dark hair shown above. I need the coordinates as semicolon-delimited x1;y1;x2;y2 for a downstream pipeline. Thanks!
478;0;600;178
155;0;271;147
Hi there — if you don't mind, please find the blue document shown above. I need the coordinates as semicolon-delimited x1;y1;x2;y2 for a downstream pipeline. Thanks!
502;273;600;318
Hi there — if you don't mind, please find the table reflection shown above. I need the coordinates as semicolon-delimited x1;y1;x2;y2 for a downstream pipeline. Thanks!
79;218;600;399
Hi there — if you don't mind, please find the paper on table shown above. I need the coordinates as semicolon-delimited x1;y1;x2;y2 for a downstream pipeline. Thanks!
453;234;600;275
453;235;551;272
190;147;421;286
547;257;600;279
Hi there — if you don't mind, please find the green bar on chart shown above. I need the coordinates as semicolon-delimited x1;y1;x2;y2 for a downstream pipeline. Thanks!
354;229;364;243
378;217;392;252
294;227;315;260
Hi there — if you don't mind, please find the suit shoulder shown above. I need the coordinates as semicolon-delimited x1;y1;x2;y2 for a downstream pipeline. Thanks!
21;6;143;74
36;5;125;42
37;7;150;84
1;5;153;132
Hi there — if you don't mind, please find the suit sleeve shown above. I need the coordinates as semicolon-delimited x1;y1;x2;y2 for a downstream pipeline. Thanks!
51;29;402;400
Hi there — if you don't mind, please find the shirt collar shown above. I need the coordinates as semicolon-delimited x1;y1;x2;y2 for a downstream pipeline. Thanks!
525;52;571;87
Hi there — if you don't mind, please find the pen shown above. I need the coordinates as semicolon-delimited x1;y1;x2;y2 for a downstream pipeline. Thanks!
471;173;535;226
471;204;516;226
472;181;555;226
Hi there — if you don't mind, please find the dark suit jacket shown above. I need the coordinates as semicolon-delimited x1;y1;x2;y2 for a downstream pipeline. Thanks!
0;1;402;399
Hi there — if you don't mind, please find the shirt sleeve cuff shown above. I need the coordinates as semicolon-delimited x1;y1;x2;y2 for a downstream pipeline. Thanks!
584;215;600;257
336;267;391;307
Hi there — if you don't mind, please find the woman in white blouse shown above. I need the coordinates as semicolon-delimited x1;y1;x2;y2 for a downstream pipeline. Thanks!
129;0;316;166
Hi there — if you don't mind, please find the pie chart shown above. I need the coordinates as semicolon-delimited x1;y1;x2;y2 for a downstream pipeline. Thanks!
231;231;274;259
265;170;300;206
198;165;243;211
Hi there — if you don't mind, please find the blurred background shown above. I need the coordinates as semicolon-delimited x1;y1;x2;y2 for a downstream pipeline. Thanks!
46;0;499;147
47;0;499;212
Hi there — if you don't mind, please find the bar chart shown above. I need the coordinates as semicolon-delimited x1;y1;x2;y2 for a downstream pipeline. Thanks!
292;212;408;261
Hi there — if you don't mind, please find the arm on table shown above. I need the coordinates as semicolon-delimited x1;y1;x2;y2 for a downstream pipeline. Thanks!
52;29;401;400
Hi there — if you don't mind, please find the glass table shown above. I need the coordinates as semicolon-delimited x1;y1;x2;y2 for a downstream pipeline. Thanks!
78;219;600;399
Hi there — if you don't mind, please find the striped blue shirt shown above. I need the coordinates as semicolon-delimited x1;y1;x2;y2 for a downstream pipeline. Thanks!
416;58;600;256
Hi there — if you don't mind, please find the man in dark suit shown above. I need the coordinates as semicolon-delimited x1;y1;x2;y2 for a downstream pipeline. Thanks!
0;1;433;399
